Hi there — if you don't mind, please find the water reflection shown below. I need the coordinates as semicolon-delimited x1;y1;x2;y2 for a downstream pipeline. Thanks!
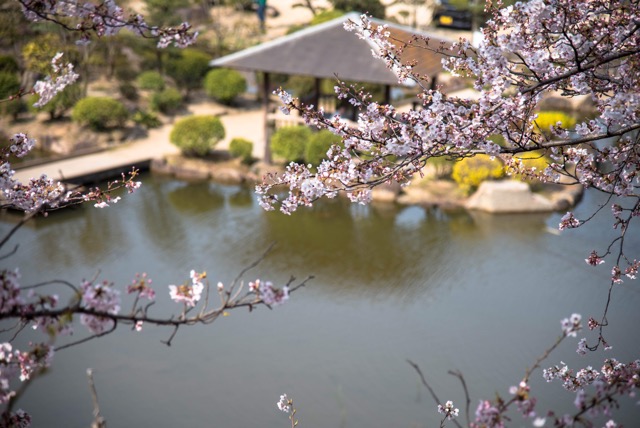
1;203;128;271
166;181;225;214
228;187;254;207
261;199;456;301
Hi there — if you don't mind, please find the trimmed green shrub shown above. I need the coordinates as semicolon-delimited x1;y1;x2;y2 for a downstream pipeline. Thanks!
133;110;162;129
271;126;312;163
166;49;211;94
330;0;385;18
0;56;19;74
150;88;183;114
534;111;577;135
72;97;129;130
0;72;20;99
229;138;253;164
170;115;225;156
119;82;139;101
36;84;82;120
0;72;24;119
136;70;165;91
204;68;246;105
305;130;340;166
452;154;505;194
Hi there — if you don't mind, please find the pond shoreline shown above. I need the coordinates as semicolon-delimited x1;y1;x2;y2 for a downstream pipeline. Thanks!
151;154;584;214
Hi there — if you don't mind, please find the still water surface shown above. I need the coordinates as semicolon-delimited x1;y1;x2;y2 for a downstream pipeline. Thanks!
2;173;640;427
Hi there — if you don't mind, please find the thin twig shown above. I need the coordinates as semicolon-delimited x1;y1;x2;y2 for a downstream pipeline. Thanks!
448;369;471;427
55;321;118;352
86;369;106;428
0;244;19;261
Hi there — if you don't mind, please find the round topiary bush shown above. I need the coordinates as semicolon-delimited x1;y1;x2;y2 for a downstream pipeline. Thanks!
452;154;505;195
71;97;129;130
305;130;341;166
166;49;211;94
229;138;253;164
204;68;247;105
270;126;312;163
150;88;183;115
136;70;165;91
170;115;225;157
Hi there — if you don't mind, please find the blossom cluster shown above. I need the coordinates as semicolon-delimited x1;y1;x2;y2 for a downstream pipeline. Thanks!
437;400;459;421
560;313;582;338
80;279;121;334
543;359;639;423
277;394;292;413
0;341;53;404
32;53;79;108
168;270;205;308
248;279;289;306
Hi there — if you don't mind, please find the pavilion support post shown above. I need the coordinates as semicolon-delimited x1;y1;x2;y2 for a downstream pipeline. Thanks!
429;74;438;91
263;71;272;164
313;77;321;111
383;84;391;105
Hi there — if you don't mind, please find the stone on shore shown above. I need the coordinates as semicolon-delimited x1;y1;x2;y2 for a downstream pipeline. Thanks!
371;182;401;203
465;180;556;213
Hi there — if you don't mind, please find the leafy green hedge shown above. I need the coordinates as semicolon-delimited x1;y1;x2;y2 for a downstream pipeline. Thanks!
271;126;312;163
305;130;340;166
229;138;253;164
0;56;19;74
0;72;23;119
170;115;225;156
72;97;128;130
204;69;246;105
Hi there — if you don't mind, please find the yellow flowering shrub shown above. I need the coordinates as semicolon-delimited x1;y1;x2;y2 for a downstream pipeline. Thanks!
534;111;577;135
452;155;505;195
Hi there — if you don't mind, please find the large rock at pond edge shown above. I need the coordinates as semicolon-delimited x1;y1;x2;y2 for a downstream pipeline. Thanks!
371;182;401;202
465;180;555;213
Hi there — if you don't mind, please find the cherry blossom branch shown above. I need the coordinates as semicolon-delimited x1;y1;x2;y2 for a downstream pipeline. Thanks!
520;43;640;95
15;0;198;48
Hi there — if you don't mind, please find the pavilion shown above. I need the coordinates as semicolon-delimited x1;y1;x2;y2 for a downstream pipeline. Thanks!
209;12;453;162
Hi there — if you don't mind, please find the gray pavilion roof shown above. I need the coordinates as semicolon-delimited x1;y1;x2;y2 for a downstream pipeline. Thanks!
209;13;454;85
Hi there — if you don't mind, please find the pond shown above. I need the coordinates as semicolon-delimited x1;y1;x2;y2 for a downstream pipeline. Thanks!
2;173;639;427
